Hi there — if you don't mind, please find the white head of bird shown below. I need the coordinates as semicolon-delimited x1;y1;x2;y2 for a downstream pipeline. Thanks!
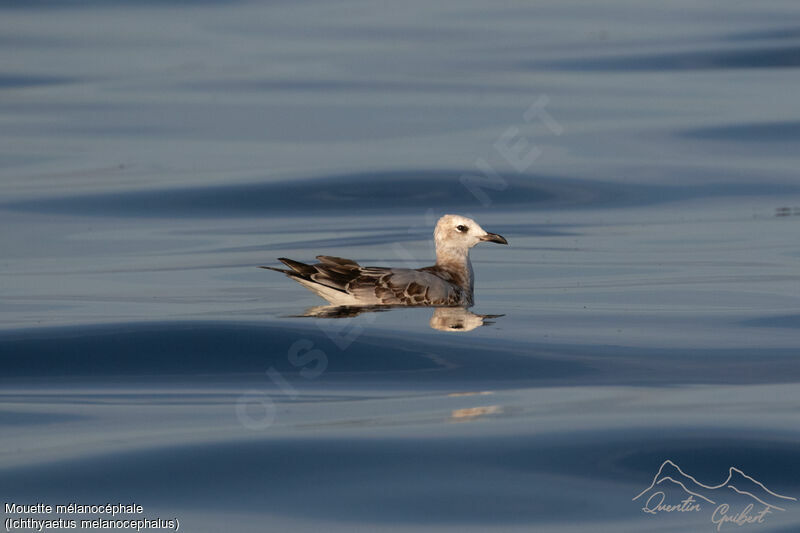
433;214;507;262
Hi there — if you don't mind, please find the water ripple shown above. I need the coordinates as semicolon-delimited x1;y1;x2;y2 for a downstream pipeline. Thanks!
540;45;800;71
4;171;797;218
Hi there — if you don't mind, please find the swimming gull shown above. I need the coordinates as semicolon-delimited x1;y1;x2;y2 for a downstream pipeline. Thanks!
262;214;508;307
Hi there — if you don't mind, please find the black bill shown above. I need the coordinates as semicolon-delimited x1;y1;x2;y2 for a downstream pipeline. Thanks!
480;232;508;245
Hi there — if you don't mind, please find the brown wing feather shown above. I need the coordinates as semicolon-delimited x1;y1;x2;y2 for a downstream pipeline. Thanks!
316;255;360;267
349;268;467;306
278;257;317;276
264;256;367;294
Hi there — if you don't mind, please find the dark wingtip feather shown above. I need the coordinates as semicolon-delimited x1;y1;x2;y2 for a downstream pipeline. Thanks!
266;256;363;294
259;265;292;274
316;255;360;267
277;257;317;276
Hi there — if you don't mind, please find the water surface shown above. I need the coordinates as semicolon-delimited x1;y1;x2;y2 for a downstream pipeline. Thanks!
2;1;800;531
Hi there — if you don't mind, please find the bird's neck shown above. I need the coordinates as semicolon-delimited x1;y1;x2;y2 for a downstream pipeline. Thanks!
435;246;474;292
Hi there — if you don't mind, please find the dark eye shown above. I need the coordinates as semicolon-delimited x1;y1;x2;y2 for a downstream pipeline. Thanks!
456;225;468;232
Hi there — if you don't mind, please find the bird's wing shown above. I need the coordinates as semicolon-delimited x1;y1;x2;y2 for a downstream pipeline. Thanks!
262;256;466;306
350;267;466;306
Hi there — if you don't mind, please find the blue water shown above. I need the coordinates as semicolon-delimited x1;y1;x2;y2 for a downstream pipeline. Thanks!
2;1;800;532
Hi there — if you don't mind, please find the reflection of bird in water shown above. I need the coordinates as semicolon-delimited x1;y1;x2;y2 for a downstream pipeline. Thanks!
297;305;392;319
262;214;507;307
299;305;503;332
429;307;502;332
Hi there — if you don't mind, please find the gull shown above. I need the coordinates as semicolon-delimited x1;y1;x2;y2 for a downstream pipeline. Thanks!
262;214;508;307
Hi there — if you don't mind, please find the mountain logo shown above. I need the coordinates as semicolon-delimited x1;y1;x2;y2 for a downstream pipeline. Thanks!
633;460;796;530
